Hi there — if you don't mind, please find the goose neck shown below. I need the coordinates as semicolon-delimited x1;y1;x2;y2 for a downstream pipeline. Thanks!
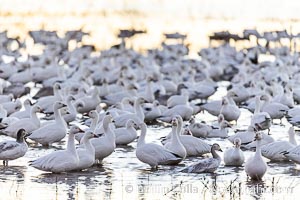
67;132;76;153
211;147;220;159
137;124;146;147
134;100;144;120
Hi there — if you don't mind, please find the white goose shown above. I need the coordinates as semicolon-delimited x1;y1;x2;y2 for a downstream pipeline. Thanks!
167;88;189;108
75;87;101;114
143;100;161;122
35;83;63;114
283;145;300;164
29;126;82;173
250;95;271;132
245;132;268;180
181;143;222;173
1;105;42;138
163;117;187;159
0;129;28;166
224;138;245;166
187;117;212;138
2;99;22;116
158;104;194;123
73;131;97;171
206;114;232;138
114;97;145;127
115;119;138;145
10;99;33;119
28;102;68;146
136;122;182;169
163;115;211;156
90;115;116;163
261;127;297;161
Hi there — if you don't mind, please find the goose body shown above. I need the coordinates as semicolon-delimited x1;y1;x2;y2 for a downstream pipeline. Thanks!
29;126;82;173
181;143;222;173
245;132;267;180
163;117;186;159
73;131;97;171
224;138;244;166
0;129;28;166
28;102;68;146
115;119;138;145
136;122;182;168
1;105;42;138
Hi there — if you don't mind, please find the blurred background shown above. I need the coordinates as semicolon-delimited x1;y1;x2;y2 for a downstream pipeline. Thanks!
1;0;300;54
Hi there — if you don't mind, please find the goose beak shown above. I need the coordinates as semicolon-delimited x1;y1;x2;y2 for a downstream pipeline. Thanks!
93;133;99;138
219;148;223;152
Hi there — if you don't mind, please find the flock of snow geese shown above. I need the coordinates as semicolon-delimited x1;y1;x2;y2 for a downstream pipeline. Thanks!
0;29;300;181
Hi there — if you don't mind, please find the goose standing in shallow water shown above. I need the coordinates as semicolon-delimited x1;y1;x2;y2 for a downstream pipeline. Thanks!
245;132;268;180
181;143;222;173
91;115;116;163
0;129;28;166
224;138;245;166
261;127;297;162
29;126;82;173
164;117;187;159
250;95;271;132
136;122;182;169
73;131;98;171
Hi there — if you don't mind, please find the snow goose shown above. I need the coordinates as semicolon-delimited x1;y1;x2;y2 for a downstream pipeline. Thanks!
163;115;211;156
206;114;232;138
73;131;98;171
219;97;241;122
35;83;63;114
167;88;189;108
114;97;145;127
114;119;138;145
2;98;22;116
0;93;13;104
163;117;187;159
250;95;271;132
76;110;100;143
260;94;289;120
245;132;268;180
142;100;161;122
74;87;101;114
228;125;257;146
136;122;182;169
187;116;212;138
1;105;42;138
90;115;116;163
102;83;138;106
283;144;300;164
10;99;33;119
29;126;82;173
28;102;68;146
224;138;245;166
0;129;28;166
138;77;155;103
158;104;193;123
181;143;222;173
62;95;77;123
261;127;297;161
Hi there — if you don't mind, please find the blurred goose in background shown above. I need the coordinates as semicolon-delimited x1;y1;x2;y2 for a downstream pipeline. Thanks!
142;100;161;122
167;87;189;108
74;87;101;114
187;116;212;138
29;126;82;173
245;132;267;180
250;95;271;133
181;143;222;173
224;138;245;166
261;127;297;161
2;98;22;116
136;122;182;169
206;114;232;138
0;129;28;166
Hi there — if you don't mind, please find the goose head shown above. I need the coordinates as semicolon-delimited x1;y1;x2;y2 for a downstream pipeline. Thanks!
126;119;138;129
83;130;99;140
67;95;76;102
260;94;270;102
102;114;114;130
182;127;192;135
69;125;84;135
53;83;61;91
233;138;242;148
254;131;263;141
32;105;43;113
54;101;67;110
24;99;33;107
171;117;178;127
211;143;223;152
221;120;232;129
88;110;98;119
60;107;70;115
16;128;27;143
226;91;238;98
